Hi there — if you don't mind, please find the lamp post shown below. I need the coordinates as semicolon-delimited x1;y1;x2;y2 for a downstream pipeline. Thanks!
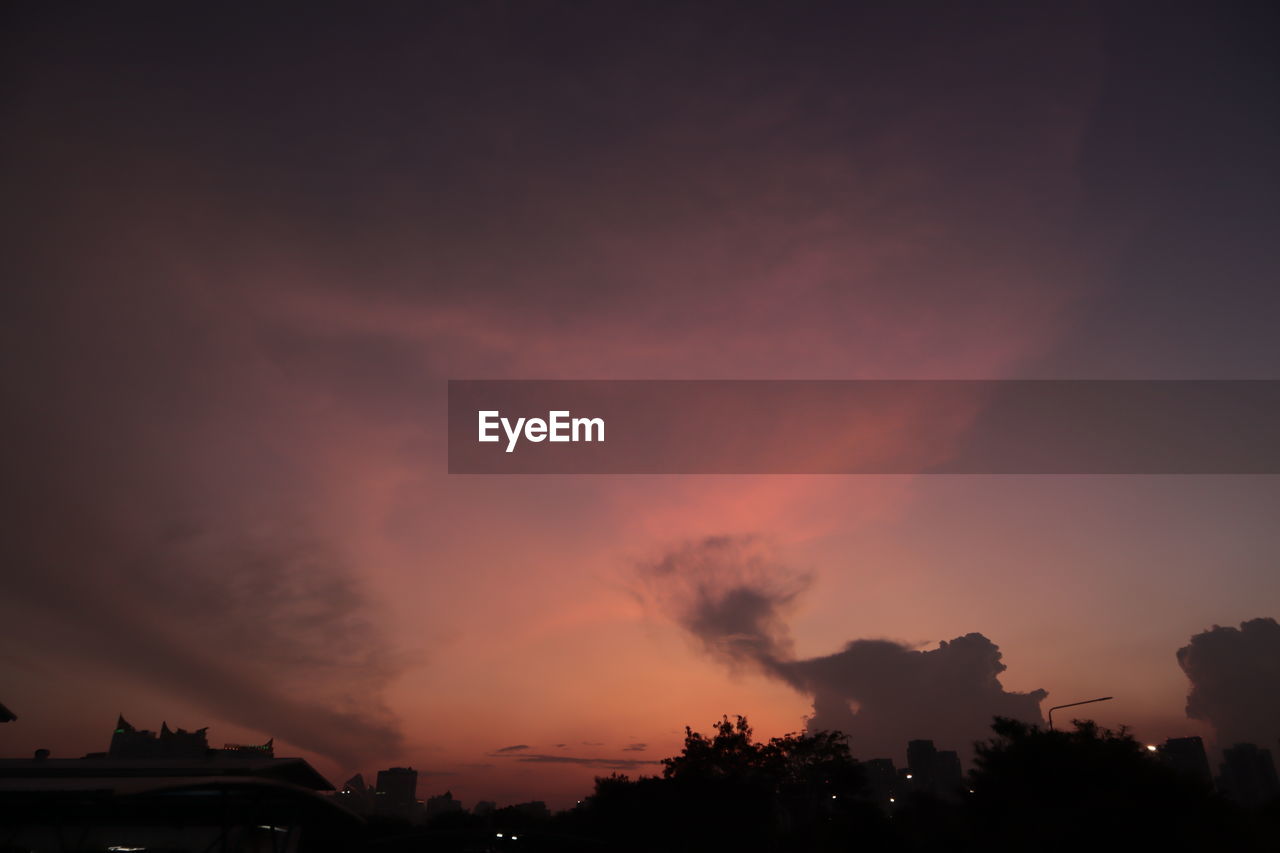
1047;696;1112;730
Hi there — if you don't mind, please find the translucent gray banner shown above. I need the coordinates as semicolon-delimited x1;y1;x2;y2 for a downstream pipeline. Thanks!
447;380;1280;474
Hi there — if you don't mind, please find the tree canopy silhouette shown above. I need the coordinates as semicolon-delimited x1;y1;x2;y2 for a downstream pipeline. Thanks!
967;716;1233;851
576;716;885;852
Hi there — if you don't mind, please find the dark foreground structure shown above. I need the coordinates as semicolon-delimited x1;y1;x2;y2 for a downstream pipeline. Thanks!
0;719;359;852
4;715;1280;852
354;717;1280;853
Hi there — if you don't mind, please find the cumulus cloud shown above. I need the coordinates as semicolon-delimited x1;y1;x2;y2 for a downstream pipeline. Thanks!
640;535;1046;760
778;633;1047;760
1178;618;1280;748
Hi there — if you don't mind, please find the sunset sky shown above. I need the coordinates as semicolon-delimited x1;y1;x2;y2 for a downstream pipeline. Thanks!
3;2;1279;808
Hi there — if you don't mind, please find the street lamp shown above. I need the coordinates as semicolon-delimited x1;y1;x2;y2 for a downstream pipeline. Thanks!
1047;696;1113;730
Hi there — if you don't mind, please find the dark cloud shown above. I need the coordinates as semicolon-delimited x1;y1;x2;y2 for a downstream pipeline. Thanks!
3;520;404;767
776;633;1047;761
0;272;407;767
493;744;531;753
642;536;807;669
0;0;1103;771
641;536;1046;760
5;2;1102;314
1178;618;1280;748
622;743;647;752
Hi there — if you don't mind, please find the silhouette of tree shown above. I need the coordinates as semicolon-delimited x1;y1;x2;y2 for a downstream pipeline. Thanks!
660;715;864;792
660;714;760;781
966;716;1235;851
762;727;865;793
574;715;886;852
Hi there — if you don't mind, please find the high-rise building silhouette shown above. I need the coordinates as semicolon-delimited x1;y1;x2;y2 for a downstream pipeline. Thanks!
1217;743;1279;806
375;766;420;819
1160;736;1213;789
906;739;938;786
425;790;464;821
905;739;963;799
863;757;898;805
934;749;964;793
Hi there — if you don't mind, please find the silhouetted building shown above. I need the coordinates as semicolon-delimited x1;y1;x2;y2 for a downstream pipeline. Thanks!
935;749;964;793
906;738;936;772
1160;736;1213;789
905;739;963;799
375;766;419;820
337;773;376;815
223;738;275;757
104;715;275;760
0;719;356;850
510;800;550;820
425;789;464;821
0;701;15;723
473;799;497;816
109;715;208;759
1218;743;1280;806
863;758;898;805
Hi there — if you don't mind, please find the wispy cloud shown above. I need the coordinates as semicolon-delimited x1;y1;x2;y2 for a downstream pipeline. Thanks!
512;754;658;769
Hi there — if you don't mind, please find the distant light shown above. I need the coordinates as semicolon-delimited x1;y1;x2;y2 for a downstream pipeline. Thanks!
905;774;913;780
108;848;145;852
889;797;895;803
1147;745;1158;752
496;833;504;838
512;836;518;841
831;795;837;799
968;789;975;794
